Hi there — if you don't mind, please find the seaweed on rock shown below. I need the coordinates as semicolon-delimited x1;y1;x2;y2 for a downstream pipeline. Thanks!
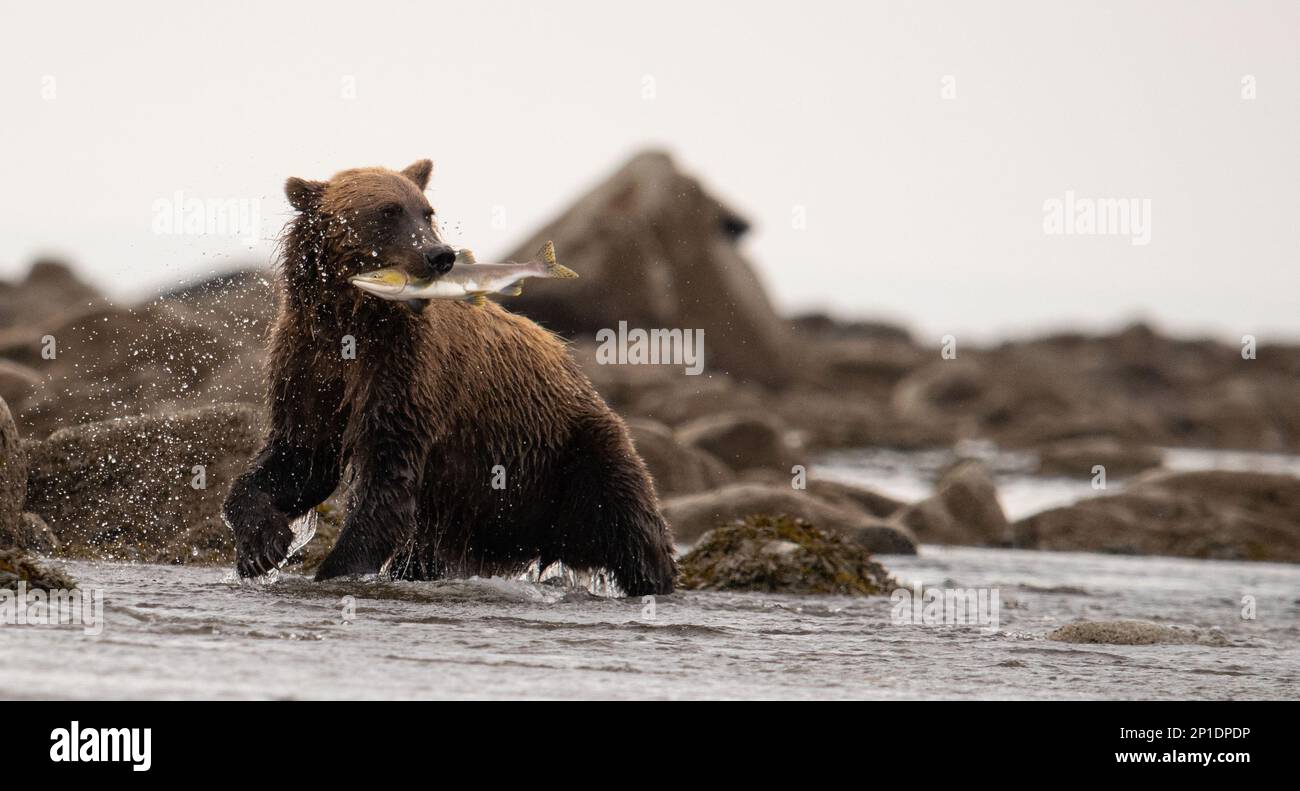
679;514;895;595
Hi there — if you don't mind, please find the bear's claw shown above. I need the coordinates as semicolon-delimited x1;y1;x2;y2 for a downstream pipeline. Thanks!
235;522;294;579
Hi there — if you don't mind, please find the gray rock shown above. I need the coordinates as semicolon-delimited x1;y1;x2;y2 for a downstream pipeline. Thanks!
1036;437;1162;478
662;482;916;554
0;546;76;591
0;259;103;333
1048;620;1230;647
23;403;264;564
1014;470;1300;562
804;478;905;519
0;359;41;409
0;512;58;553
737;468;904;519
8;300;261;439
626;418;733;496
501;151;793;386
676;411;793;472
892;459;1010;546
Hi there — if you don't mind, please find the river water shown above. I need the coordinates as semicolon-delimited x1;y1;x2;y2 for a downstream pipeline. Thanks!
2;447;1298;700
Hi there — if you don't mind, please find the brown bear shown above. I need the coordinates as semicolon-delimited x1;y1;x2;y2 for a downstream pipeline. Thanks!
221;160;677;595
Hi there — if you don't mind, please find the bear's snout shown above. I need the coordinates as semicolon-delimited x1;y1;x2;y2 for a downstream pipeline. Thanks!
423;245;456;276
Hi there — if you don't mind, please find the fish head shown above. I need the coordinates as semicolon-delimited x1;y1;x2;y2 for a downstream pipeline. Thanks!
349;267;411;297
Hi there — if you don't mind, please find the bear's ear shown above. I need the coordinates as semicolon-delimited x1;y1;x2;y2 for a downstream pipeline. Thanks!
285;177;326;211
400;159;433;190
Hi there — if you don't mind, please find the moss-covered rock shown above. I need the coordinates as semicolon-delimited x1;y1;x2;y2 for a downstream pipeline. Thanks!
679;514;895;594
0;547;76;591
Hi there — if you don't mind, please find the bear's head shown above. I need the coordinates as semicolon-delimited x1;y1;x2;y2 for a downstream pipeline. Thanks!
281;160;456;297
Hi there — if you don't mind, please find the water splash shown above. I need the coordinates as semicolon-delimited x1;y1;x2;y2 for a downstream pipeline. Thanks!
522;560;623;598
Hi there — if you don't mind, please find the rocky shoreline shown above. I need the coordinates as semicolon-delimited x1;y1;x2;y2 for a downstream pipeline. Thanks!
2;151;1299;587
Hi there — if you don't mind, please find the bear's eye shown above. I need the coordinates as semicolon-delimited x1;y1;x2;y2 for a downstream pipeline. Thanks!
380;204;403;220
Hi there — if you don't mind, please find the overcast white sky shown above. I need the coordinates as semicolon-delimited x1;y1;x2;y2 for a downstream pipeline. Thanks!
1;0;1296;342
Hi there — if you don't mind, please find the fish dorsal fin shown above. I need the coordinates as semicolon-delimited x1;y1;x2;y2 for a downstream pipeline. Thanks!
456;248;478;265
537;240;556;265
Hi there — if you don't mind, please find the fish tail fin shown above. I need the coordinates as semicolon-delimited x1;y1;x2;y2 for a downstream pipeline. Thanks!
538;241;578;279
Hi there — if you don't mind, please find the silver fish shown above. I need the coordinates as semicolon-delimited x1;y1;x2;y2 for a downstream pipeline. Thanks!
349;241;576;307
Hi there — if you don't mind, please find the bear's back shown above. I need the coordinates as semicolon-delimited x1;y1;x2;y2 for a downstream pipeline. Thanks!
411;300;597;455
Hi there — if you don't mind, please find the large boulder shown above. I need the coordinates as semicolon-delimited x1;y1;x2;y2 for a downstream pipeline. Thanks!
567;337;693;412
0;359;41;409
875;324;1300;453
736;468;904;519
503;151;792;385
0;396;26;543
1;512;59;553
769;387;953;450
803;477;905;518
676;411;793;472
625;418;733;496
23;403;264;564
0;259;102;332
662;482;917;554
8;300;261;438
626;377;768;427
891;459;1010;546
891;357;1078;445
790;321;926;402
789;313;915;343
149;267;275;408
1013;470;1300;562
153;266;276;330
1178;373;1300;452
890;359;992;437
679;515;896;594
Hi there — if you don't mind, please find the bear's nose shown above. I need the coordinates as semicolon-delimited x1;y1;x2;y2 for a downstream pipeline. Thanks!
425;245;456;275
